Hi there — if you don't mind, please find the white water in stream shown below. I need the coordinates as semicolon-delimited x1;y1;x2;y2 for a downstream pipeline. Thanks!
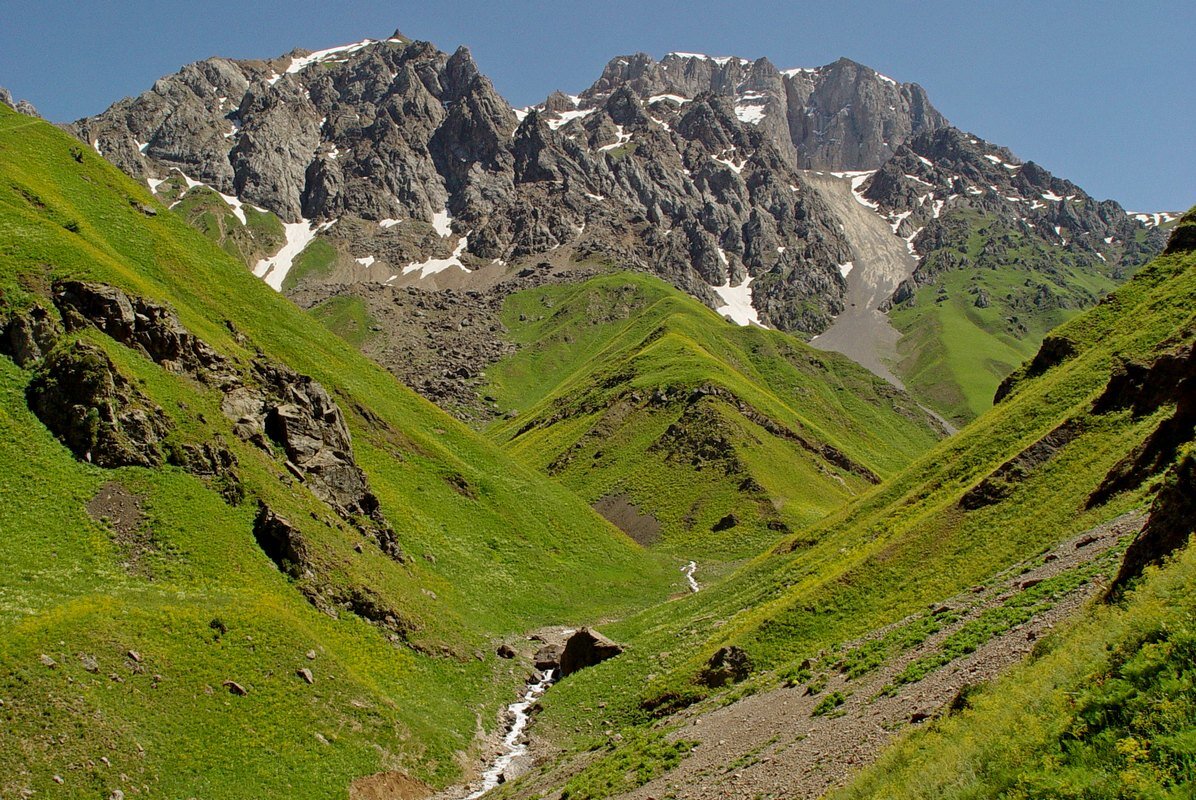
682;561;700;593
463;669;555;798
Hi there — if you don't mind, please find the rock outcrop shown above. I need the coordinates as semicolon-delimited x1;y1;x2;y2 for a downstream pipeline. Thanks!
860;128;1162;305
572;52;946;170
1110;452;1196;594
26;341;172;467
1;304;62;367
0;86;39;117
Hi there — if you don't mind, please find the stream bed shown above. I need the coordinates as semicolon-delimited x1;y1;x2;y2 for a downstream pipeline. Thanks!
462;668;556;798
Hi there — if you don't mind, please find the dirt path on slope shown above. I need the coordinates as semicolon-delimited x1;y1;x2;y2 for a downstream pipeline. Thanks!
803;172;916;390
606;510;1144;800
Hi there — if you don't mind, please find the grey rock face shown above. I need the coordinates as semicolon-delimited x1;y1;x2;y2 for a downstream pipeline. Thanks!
71;37;857;334
1;305;62;368
571;52;947;170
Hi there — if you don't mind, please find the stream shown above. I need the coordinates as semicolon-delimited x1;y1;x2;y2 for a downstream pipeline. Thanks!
462;668;556;798
682;561;700;593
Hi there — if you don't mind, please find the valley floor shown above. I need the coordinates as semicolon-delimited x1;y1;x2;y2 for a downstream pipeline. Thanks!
501;510;1143;800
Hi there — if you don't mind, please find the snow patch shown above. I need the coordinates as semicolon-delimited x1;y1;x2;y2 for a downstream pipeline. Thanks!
1130;211;1178;227
286;39;377;75
832;170;880;210
355;256;376;267
546;107;596;130
649;94;689;105
598;125;632;152
431;209;453;237
403;234;471;279
714;276;764;327
254;219;335;292
838;261;854;278
378;218;401;229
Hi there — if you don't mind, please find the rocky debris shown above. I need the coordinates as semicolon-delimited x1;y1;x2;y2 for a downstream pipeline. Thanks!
39;654;57;668
222;680;248;696
592;494;662;546
86;480;145;539
80;654;100;673
127;650;143;663
306;649;317;660
348;770;433;800
296;668;315;684
26;341;173;467
558;628;624;677
290;266;588;422
0;304;62;367
0;86;39;117
496;644;517;659
699;645;753;687
534;644;563;671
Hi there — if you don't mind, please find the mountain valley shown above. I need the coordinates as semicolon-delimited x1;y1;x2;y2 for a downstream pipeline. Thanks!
0;20;1192;800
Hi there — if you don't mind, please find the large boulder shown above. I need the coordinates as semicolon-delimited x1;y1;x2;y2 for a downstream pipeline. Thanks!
698;645;753;687
558;628;624;677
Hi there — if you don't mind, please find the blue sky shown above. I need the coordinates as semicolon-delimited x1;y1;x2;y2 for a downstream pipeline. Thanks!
2;0;1191;210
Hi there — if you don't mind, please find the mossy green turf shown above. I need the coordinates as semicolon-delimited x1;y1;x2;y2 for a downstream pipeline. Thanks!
155;175;285;268
485;273;942;565
309;295;379;349
0;106;679;797
505;226;1196;796
890;208;1145;425
281;238;338;292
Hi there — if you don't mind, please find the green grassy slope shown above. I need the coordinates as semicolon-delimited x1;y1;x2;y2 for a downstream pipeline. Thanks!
506;220;1196;797
834;481;1196;799
485;274;943;566
0;106;677;798
890;208;1175;424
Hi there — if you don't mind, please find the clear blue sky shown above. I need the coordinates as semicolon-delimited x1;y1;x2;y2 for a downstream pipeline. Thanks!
2;0;1191;211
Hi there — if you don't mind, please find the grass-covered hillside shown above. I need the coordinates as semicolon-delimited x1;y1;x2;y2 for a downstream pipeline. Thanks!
0;104;679;798
890;207;1176;424
485;273;944;566
495;212;1196;799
